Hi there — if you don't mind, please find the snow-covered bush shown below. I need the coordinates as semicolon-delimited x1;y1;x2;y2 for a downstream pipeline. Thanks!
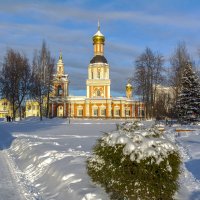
117;121;162;138
87;121;181;200
116;121;144;132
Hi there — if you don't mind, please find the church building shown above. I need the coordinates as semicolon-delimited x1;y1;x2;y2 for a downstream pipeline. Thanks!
49;23;145;119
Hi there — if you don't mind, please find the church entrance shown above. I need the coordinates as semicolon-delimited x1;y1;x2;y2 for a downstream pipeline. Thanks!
57;105;63;117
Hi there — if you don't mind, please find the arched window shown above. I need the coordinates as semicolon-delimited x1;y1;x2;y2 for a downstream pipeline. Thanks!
93;109;98;116
97;90;101;97
101;109;106;116
57;85;63;96
78;109;83;116
114;108;120;116
97;70;100;79
91;71;93;79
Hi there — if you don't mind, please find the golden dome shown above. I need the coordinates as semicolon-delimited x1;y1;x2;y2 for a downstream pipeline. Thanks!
126;83;133;89
93;21;105;44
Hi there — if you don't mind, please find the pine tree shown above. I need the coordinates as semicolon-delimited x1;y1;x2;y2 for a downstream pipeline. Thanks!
176;63;200;123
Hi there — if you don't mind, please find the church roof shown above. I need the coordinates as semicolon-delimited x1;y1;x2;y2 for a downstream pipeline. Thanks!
90;55;108;64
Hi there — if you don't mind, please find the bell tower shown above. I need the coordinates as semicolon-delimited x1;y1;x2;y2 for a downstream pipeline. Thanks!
86;21;111;99
53;52;69;98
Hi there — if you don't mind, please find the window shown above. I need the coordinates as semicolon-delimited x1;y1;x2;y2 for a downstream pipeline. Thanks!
57;85;63;96
91;71;93;79
142;110;145;117
115;109;120;116
138;107;144;117
28;105;31;110
97;70;100;79
78;109;83;116
93;109;98;116
125;110;130;116
97;90;101;97
101;109;106;116
33;105;35;110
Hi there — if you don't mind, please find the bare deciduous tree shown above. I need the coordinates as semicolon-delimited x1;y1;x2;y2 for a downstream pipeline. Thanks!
30;41;55;120
154;90;174;120
170;42;191;102
133;47;165;119
0;49;31;120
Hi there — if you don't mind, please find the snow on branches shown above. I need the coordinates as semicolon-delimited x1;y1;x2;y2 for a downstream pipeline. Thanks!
176;63;200;123
87;121;181;200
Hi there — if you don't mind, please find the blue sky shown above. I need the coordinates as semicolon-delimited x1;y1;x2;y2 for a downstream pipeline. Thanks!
0;0;200;96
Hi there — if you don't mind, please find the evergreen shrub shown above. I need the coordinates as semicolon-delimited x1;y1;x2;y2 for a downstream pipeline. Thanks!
87;122;181;200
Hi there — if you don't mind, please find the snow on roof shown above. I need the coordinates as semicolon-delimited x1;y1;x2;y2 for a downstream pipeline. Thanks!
93;30;104;37
68;96;86;100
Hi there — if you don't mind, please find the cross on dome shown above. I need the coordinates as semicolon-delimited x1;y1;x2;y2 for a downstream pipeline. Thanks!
93;20;104;38
59;51;62;60
98;19;100;31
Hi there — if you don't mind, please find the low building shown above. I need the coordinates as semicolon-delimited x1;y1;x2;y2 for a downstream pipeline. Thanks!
0;98;12;118
25;100;40;117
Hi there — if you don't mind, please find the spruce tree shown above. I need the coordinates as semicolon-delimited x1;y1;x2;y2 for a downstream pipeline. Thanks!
176;63;200;123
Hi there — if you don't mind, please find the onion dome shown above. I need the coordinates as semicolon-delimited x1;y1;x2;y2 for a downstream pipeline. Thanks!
92;21;105;44
126;83;133;90
126;82;133;99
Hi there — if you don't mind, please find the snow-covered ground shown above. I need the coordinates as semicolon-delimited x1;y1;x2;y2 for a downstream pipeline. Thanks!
0;118;200;200
166;125;200;200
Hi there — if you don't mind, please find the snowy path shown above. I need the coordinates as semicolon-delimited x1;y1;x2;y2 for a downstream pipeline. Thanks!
1;119;200;199
0;150;25;200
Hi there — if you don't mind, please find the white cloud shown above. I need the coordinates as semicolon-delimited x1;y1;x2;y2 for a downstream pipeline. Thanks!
1;1;200;29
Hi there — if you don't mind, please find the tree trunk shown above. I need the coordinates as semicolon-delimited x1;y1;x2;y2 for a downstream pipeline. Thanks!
40;102;43;121
19;106;22;120
46;89;50;118
12;101;15;121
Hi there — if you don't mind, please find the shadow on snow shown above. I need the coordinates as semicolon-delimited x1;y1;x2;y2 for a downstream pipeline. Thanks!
189;190;200;200
0;117;68;150
185;159;200;181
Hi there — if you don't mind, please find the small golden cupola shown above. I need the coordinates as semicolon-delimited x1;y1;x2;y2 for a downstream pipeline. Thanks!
126;82;133;99
57;51;64;77
92;20;105;56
